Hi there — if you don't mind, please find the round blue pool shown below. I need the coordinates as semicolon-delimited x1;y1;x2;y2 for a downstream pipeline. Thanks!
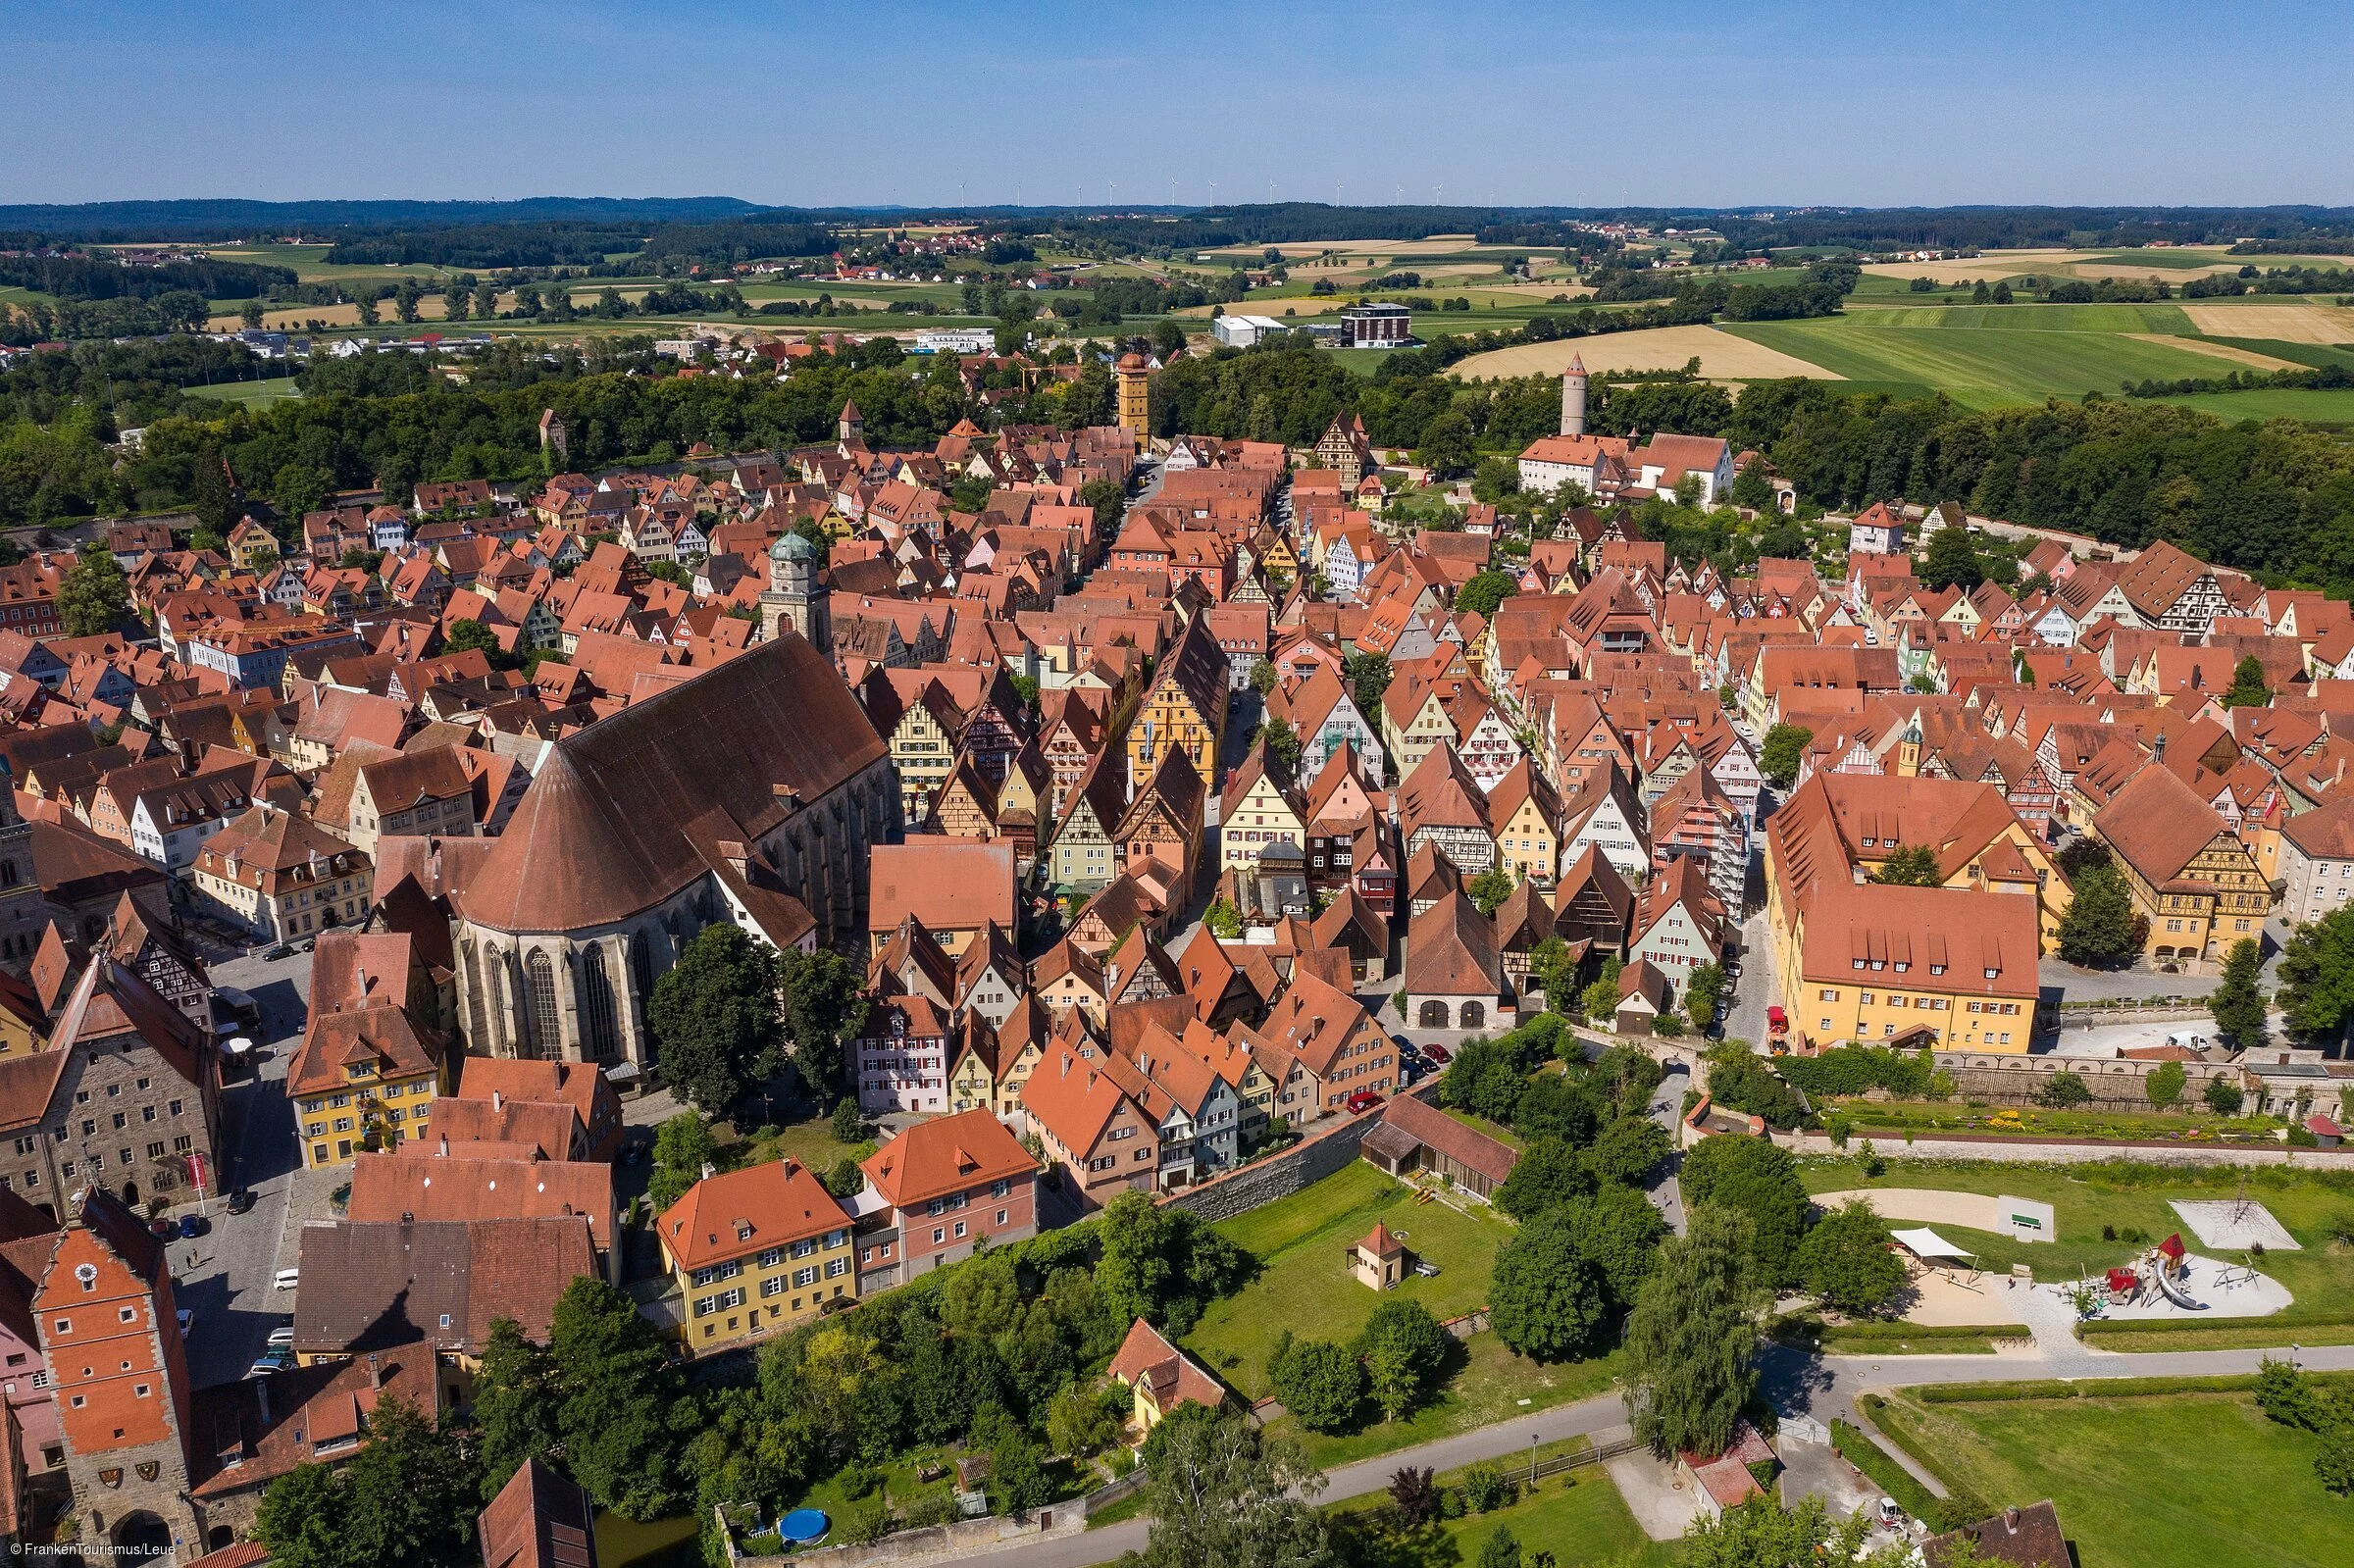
779;1508;830;1544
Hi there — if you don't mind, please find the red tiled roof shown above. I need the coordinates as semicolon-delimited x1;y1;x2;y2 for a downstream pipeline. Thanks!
861;1109;1034;1209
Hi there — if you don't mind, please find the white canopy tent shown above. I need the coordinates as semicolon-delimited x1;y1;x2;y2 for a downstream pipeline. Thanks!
1891;1227;1974;1261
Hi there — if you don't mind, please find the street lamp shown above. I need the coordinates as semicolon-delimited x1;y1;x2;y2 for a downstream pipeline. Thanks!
1530;1432;1540;1484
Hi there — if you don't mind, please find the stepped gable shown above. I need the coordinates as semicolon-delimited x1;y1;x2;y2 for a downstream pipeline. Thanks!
455;633;885;933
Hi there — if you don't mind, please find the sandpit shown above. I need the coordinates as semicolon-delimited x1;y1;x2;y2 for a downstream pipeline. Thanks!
2170;1198;2301;1252
1900;1266;2026;1327
2180;302;2354;344
2124;334;2303;372
1449;325;1836;382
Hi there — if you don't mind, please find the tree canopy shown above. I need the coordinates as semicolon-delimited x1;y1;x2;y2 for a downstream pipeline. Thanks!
645;923;783;1114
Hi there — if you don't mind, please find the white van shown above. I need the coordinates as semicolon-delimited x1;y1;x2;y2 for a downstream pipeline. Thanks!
272;1268;300;1291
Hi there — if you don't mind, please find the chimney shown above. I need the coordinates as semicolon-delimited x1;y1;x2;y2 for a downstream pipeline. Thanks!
699;1161;716;1181
367;1351;383;1390
437;1135;449;1156
255;1375;270;1428
2003;1507;2020;1532
491;1089;502;1113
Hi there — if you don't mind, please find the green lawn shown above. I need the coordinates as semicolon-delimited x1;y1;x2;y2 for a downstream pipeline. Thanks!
183;379;305;406
1872;1390;2350;1568
1799;1156;2354;1340
1276;1334;1622;1469
1329;1441;1673;1568
1186;1162;1512;1395
1720;312;2252;409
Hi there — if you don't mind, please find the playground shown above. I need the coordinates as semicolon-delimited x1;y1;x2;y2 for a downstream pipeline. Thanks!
1814;1185;2293;1327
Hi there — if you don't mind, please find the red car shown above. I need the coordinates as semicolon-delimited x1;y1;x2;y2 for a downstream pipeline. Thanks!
1419;1043;1452;1066
1347;1089;1386;1114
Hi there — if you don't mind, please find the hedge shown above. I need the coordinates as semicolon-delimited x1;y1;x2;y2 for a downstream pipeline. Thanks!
1779;1044;1935;1100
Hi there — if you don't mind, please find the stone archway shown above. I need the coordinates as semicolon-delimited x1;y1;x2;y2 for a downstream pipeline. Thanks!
112;1510;172;1556
1459;1001;1485;1030
119;1180;138;1209
1418;1000;1449;1028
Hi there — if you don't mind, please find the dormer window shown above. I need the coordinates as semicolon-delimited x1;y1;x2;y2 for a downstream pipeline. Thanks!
1869;960;1884;971
1852;960;1866;970
1930;964;1946;976
1984;968;1999;980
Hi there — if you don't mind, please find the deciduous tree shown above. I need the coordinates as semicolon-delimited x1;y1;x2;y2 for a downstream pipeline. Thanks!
647;924;782;1114
1679;1130;1810;1286
1759;724;1813;789
1796;1201;1906;1316
2056;863;2140;967
1870;845;1942;885
1625;1206;1761;1459
1488;1206;1609;1361
1269;1333;1363;1432
57;541;129;636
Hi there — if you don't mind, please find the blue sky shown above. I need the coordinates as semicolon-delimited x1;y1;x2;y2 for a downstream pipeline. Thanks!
10;1;2351;208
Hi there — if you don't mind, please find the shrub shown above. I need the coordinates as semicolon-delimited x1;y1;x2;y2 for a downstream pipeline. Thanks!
1459;1462;1516;1513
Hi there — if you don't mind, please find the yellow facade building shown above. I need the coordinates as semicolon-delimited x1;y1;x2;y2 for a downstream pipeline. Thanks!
657;1158;856;1352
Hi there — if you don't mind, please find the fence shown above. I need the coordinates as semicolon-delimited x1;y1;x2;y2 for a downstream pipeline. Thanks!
1529;1434;1644;1483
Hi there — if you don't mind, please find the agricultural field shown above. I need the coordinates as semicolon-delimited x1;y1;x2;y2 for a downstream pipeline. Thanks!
1870;1387;2350;1568
1716;309;2328;408
1451;325;1840;382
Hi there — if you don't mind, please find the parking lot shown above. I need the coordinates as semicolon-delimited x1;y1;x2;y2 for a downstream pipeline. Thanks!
168;944;313;1390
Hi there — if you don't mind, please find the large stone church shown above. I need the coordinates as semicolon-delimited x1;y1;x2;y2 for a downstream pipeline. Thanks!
443;629;899;1068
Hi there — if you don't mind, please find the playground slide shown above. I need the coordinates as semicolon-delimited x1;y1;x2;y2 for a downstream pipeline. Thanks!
2150;1265;2207;1312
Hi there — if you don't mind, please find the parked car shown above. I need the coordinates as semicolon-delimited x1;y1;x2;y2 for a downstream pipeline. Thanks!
619;1141;645;1167
266;1326;296;1348
176;1308;193;1339
1420;1043;1452;1066
248;1351;292;1378
225;1190;257;1215
177;1213;208;1239
272;1268;300;1291
1346;1089;1386;1114
1411;1260;1441;1279
146;1217;174;1239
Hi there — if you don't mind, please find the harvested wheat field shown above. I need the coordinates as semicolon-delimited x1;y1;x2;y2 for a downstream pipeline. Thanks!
1450;325;1837;381
2124;334;2302;371
1861;249;2076;285
2180;302;2354;344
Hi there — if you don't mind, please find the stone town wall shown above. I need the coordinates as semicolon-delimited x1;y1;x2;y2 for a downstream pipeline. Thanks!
1160;1083;1443;1224
1777;1129;2354;1169
1927;1050;2240;1109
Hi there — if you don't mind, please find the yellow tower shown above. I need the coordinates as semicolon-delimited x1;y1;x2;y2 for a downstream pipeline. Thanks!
1115;352;1151;440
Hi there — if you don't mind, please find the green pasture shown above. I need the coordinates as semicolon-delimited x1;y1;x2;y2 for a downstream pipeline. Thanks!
1872;1389;2350;1568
